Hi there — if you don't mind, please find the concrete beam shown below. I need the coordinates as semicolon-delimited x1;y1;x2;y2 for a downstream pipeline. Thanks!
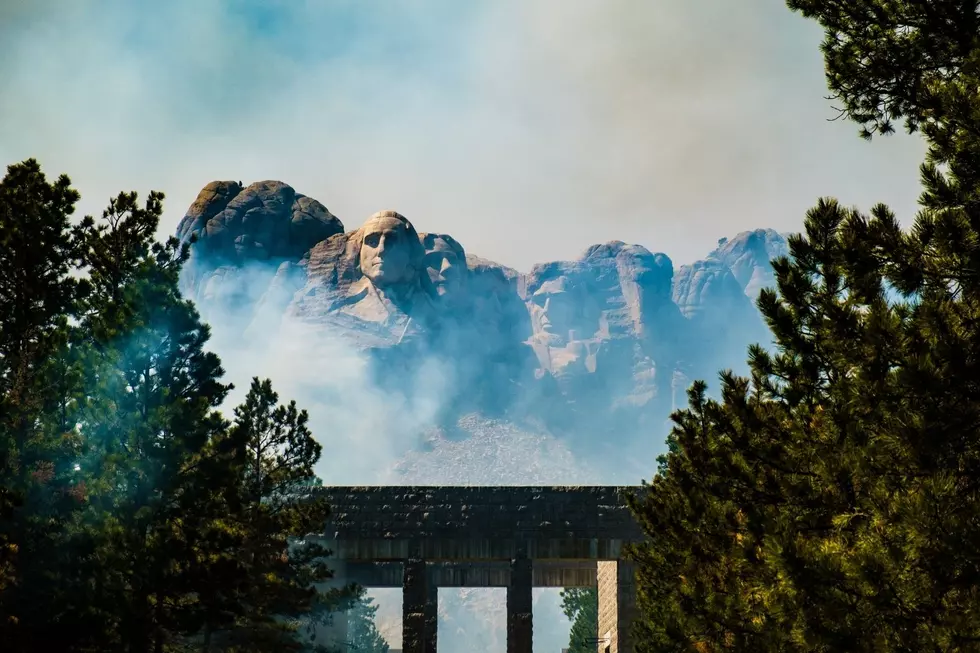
322;536;632;562
320;486;645;545
330;560;599;588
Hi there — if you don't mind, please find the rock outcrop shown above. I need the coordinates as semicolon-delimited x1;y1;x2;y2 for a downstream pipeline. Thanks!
287;210;438;350
708;228;791;298
671;257;768;378
176;180;343;325
176;179;789;459
177;180;343;264
520;241;684;444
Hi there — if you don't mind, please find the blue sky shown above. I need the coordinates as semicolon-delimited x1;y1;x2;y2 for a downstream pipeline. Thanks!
0;0;928;270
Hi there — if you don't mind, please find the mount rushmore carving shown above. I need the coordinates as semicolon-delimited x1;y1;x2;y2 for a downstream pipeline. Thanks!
177;179;787;452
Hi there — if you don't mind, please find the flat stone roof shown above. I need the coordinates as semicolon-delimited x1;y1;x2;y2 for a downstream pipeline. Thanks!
316;486;646;562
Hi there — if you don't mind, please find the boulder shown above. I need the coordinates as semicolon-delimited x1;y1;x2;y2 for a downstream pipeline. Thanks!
176;180;343;328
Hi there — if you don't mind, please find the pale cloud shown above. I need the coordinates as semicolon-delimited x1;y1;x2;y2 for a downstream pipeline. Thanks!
0;0;927;271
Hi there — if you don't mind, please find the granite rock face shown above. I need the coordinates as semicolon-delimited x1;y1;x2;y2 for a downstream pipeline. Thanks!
670;229;786;378
708;228;791;299
177;180;343;264
176;180;343;324
177;179;788;457
671;257;768;378
520;241;685;444
286;211;439;349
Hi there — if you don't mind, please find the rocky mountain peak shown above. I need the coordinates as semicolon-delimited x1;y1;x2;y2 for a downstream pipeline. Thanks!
177;179;343;265
706;227;791;298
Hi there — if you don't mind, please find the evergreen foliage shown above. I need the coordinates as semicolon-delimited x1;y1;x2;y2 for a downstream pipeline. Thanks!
0;163;346;652
204;377;335;651
0;158;88;645
627;1;980;651
560;587;598;653
345;595;390;653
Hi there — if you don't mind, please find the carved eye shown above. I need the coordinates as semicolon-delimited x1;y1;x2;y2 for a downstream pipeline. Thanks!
364;233;381;247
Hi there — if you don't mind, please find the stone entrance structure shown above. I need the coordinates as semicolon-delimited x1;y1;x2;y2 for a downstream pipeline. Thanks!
315;486;645;653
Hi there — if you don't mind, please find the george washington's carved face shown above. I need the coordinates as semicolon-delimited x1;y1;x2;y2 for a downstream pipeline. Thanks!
359;213;415;287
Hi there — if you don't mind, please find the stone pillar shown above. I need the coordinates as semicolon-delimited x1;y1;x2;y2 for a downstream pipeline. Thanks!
403;559;437;653
597;560;637;653
507;556;533;653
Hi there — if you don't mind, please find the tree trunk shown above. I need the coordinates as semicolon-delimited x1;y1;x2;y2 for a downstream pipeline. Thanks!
153;590;164;653
129;590;150;653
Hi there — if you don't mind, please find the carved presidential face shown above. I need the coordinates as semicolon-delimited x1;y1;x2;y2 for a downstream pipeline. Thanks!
423;234;466;299
359;214;415;287
527;276;592;344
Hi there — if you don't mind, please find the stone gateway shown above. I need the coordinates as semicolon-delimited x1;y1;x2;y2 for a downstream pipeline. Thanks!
314;486;645;653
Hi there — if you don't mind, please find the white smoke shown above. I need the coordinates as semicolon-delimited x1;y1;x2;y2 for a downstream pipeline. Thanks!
198;258;600;650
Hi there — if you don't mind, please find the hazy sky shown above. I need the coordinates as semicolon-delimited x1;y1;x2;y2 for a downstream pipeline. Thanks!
1;0;928;271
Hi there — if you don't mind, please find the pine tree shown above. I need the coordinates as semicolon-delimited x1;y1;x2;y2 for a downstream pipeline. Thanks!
785;0;980;647
204;377;335;652
628;2;980;650
560;587;598;653
65;189;235;653
0;159;91;648
346;595;390;653
628;201;938;651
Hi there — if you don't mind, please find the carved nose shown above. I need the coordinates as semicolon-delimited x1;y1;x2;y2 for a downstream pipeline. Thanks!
440;258;452;273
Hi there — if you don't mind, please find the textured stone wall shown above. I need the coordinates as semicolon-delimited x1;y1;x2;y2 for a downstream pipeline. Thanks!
334;560;600;588
317;486;645;562
598;560;636;653
507;556;533;653
598;561;617;651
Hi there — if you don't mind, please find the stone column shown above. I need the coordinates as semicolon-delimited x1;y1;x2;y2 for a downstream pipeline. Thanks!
597;560;637;653
403;559;437;653
507;556;533;653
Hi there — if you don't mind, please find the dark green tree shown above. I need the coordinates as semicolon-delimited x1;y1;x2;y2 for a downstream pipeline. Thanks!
629;1;980;650
560;587;598;653
0;159;92;648
68;189;234;653
628;200;900;651
346;595;390;653
203;377;335;652
0;163;350;653
784;1;980;647
783;0;980;297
